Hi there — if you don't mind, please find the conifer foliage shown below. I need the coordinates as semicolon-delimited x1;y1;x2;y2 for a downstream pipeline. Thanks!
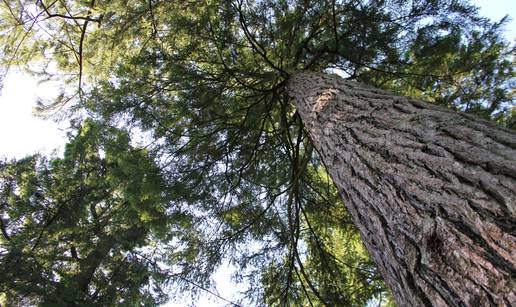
0;120;172;305
0;0;514;305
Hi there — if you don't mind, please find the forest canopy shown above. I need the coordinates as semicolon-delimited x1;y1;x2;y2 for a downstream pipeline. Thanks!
0;0;514;306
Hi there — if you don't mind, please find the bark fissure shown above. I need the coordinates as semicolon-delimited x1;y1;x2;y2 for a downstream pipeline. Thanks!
288;71;516;306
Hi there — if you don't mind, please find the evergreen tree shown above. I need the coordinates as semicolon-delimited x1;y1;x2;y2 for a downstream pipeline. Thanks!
0;120;172;306
289;71;515;305
0;0;514;305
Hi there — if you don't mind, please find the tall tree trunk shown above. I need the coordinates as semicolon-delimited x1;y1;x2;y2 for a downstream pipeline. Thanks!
75;234;115;294
287;71;516;306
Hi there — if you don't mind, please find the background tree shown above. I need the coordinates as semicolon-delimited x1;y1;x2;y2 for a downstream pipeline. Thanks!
0;0;514;305
0;120;173;306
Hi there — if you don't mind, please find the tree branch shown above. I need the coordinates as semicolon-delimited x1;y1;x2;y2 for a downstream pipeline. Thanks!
38;0;101;23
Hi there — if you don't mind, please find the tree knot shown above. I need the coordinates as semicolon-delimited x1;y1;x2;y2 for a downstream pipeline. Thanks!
314;88;338;114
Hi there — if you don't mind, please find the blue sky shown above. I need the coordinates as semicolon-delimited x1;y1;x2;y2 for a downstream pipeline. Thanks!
475;0;516;39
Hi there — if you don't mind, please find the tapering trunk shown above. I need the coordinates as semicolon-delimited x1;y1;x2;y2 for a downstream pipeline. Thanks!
75;235;115;293
288;71;516;306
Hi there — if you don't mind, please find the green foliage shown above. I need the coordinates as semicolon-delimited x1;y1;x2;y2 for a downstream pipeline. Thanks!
0;120;172;306
362;16;515;125
1;0;514;305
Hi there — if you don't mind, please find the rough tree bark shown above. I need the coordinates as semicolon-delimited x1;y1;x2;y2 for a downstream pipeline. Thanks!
287;71;516;306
